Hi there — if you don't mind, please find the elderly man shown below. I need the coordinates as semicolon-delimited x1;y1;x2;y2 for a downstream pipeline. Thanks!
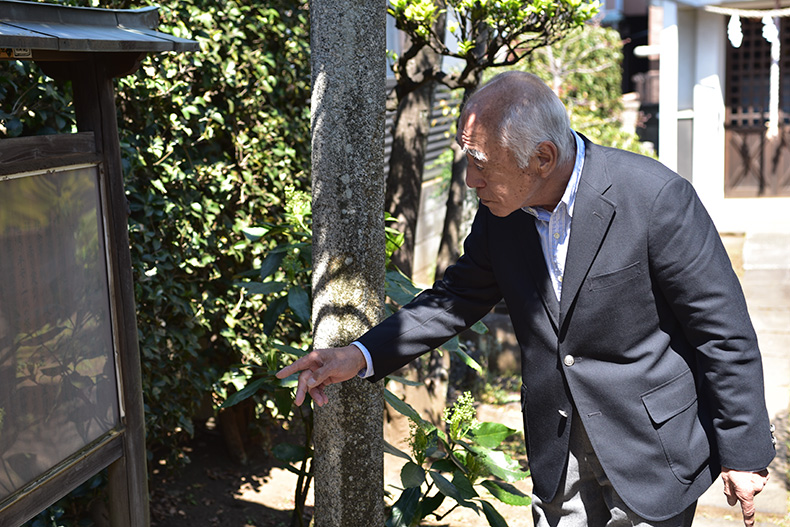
277;71;775;527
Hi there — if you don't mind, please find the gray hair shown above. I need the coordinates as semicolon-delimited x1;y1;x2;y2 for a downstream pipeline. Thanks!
479;71;575;169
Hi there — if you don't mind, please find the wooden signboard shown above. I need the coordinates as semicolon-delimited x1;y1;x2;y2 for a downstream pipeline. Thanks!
0;163;119;502
0;1;198;525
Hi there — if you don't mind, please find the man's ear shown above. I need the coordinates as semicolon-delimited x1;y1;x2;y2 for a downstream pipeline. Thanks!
534;141;558;176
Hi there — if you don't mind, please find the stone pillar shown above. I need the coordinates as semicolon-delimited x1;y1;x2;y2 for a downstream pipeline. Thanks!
310;0;386;526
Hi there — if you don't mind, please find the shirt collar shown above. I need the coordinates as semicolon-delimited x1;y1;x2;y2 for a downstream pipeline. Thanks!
523;130;585;219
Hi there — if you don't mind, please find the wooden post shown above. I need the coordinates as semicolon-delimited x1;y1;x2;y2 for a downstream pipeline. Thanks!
65;55;150;527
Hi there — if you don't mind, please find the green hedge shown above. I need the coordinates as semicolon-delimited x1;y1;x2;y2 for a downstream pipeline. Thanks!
0;0;311;468
119;0;311;466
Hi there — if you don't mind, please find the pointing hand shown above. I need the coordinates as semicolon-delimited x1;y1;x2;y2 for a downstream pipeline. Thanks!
276;345;366;406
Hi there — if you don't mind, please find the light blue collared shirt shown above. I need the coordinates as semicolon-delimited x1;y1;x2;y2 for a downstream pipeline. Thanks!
355;131;586;377
522;131;585;301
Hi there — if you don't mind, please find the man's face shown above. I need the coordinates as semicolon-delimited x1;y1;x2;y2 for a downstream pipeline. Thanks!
457;112;547;217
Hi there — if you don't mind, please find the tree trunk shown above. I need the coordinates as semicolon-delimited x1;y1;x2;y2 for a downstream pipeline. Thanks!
434;142;467;279
386;80;434;277
386;8;446;277
434;83;478;279
310;1;386;525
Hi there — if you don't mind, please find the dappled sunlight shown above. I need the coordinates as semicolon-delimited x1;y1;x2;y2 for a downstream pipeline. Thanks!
233;468;314;512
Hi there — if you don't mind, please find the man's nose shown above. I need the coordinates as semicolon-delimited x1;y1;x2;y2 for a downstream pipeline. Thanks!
465;169;484;189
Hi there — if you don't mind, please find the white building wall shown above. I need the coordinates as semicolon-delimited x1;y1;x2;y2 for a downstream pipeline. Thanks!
670;2;790;233
659;0;679;172
699;12;790;233
690;10;726;209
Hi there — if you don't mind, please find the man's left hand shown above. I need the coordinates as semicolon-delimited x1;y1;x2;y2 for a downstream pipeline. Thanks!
721;467;770;527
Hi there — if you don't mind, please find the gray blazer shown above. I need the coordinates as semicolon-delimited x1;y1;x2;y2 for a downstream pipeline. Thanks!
358;137;775;520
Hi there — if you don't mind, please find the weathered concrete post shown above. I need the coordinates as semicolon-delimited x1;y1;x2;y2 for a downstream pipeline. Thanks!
310;0;386;526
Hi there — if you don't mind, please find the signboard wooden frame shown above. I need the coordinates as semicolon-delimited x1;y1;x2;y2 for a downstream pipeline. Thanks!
1;2;198;525
0;85;147;527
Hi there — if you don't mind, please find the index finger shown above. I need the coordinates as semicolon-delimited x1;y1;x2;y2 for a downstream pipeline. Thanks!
276;351;326;379
740;499;756;527
276;355;316;379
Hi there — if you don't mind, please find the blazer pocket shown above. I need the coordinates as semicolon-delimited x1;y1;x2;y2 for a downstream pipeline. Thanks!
588;261;642;291
641;370;710;484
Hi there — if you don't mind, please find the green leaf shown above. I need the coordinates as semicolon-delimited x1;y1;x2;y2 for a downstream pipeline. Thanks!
401;461;426;488
451;470;478;500
273;388;293;417
470;422;516;448
448;342;482;372
384;389;432;429
263;296;288;335
274;373;299;389
151;178;167;194
481;500;509;527
221;369;251;391
288;286;311;324
272;343;307;358
480;480;532;506
386;374;424;387
440;336;460;352
220;377;268;408
236;280;287;295
383;439;414;462
470;320;488;334
428;470;461;500
429;471;477;511
457;39;474;56
242;226;270;241
272;442;309;464
259;252;285;280
430;458;458;473
418;492;445;519
387;487;421;527
385;268;423;306
466;446;529;483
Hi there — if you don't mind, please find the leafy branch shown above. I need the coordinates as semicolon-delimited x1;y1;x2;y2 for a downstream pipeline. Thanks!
387;0;600;100
384;390;530;527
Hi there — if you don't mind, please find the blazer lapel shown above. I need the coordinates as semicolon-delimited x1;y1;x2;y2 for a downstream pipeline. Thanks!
559;140;616;328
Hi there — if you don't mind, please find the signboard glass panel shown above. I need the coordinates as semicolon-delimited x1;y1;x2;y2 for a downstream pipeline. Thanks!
0;164;119;501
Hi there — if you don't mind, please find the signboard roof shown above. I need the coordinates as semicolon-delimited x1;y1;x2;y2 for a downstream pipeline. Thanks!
0;0;198;53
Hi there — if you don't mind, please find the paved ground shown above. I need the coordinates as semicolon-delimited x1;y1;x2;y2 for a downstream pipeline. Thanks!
695;233;790;526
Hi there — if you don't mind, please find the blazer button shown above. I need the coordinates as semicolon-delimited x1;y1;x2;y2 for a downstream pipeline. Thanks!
563;355;575;367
